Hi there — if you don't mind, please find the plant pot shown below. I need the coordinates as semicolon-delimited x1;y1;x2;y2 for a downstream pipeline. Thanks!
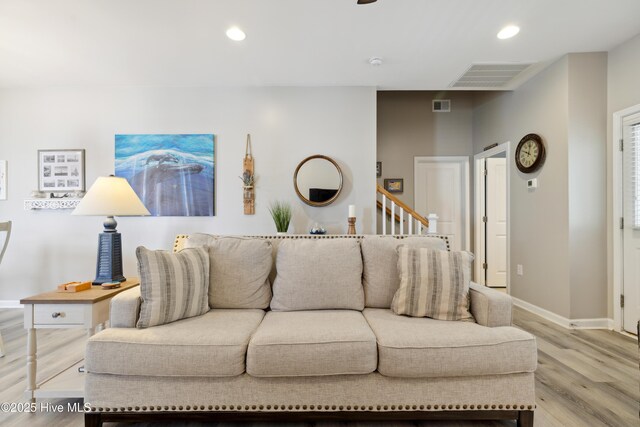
276;232;288;236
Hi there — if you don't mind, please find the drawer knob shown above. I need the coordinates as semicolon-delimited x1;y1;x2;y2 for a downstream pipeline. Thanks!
51;312;62;318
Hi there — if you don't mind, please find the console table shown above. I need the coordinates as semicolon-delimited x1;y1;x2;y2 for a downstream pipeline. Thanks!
20;278;139;402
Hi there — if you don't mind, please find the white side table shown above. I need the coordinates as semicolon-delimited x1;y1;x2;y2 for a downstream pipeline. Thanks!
20;279;139;402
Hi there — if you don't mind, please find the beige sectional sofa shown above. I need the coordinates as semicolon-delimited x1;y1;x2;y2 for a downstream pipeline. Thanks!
84;234;537;427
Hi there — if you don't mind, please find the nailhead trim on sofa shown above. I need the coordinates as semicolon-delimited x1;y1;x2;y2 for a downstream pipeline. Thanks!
89;404;535;413
173;234;451;253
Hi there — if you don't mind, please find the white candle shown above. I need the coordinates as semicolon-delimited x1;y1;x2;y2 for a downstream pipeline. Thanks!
348;204;356;218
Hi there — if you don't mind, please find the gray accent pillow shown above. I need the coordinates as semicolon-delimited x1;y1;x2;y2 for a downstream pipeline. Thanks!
361;236;447;308
136;246;210;328
206;237;273;309
270;238;364;311
391;246;474;321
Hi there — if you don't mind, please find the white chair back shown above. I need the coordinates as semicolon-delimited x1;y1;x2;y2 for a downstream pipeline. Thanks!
0;221;10;356
0;221;11;266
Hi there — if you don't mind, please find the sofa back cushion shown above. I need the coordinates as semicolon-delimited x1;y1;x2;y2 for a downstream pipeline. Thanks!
185;234;272;309
361;236;447;308
270;238;364;311
136;246;210;328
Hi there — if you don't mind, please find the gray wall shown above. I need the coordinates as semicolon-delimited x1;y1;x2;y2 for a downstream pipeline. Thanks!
377;91;474;209
0;86;376;302
473;53;608;319
567;53;608;319
473;57;572;318
607;33;640;318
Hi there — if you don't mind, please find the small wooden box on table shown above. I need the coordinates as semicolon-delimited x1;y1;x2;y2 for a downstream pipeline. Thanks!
20;278;139;402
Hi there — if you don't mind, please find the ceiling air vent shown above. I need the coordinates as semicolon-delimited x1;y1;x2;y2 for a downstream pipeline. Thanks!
432;99;450;112
450;63;533;88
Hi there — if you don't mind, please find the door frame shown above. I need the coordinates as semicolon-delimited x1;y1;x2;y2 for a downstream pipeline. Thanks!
612;103;640;333
474;142;511;292
414;156;470;251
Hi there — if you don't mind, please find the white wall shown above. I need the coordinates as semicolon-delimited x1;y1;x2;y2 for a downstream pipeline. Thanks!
0;86;376;301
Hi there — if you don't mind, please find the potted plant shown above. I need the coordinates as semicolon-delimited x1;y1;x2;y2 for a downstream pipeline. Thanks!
239;171;254;189
268;201;292;234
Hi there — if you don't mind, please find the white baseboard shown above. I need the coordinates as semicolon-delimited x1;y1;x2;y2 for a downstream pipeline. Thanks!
0;300;22;309
512;297;613;330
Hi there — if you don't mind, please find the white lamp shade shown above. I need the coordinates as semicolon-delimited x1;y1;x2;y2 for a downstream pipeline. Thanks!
72;176;150;216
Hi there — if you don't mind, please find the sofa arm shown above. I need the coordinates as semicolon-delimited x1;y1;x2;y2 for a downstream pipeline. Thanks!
469;282;512;327
109;287;141;328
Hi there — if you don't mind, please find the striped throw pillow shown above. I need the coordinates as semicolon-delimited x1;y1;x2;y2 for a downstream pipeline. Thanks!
391;246;474;321
136;246;210;328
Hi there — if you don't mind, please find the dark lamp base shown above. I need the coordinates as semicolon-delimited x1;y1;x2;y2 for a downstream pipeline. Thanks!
93;231;126;286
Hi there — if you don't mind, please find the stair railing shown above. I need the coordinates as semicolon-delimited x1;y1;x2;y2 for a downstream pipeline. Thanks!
376;184;429;235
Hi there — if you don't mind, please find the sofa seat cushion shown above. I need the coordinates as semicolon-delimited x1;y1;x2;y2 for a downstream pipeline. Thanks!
363;308;537;378
86;309;265;377
247;310;377;377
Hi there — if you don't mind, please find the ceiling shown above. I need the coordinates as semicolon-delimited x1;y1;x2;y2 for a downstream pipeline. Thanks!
1;0;639;89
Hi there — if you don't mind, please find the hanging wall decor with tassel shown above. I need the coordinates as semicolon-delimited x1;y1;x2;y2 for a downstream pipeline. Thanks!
241;134;255;215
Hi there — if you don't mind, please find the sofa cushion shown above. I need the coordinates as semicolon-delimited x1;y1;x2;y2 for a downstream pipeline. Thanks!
361;236;447;308
136;246;210;328
247;310;377;377
86;309;265;377
363;308;537;378
391;247;474;321
210;237;273;309
184;232;217;248
270;238;364;311
184;235;273;309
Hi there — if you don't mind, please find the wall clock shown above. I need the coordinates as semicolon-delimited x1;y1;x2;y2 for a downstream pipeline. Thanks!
515;133;546;173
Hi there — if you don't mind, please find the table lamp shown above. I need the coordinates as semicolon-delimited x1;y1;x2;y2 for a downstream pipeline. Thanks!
72;176;150;285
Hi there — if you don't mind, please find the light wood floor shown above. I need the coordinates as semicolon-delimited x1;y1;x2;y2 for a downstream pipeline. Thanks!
0;307;637;427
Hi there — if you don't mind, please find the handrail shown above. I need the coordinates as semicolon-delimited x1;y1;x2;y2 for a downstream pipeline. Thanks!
376;184;429;227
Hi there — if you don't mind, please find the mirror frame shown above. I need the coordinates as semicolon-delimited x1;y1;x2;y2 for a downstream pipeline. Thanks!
293;154;343;207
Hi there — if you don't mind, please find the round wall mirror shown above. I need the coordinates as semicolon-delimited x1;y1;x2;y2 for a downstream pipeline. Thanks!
293;155;343;207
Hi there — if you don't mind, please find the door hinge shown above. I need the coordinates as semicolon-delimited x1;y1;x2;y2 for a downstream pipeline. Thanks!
482;262;487;270
620;217;624;230
484;169;488;176
482;216;487;223
620;294;624;308
619;139;623;151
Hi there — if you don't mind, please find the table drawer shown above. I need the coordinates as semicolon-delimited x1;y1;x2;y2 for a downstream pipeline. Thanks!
33;304;85;326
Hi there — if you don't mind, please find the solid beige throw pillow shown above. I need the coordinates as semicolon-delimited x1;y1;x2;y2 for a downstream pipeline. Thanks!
136;246;210;328
391;246;474;321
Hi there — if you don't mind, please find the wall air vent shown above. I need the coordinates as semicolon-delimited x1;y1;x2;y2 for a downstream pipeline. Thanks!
450;63;533;88
432;99;451;112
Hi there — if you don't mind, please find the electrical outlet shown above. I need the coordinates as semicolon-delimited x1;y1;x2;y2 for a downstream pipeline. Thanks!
517;264;523;276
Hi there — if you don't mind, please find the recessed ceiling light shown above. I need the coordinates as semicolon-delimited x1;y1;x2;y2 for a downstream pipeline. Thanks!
497;25;520;40
226;27;246;41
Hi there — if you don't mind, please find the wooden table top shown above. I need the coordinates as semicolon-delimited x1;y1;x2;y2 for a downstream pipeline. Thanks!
20;278;140;304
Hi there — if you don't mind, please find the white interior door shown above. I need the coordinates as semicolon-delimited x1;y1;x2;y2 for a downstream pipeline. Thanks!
622;113;640;334
414;157;469;251
486;158;507;287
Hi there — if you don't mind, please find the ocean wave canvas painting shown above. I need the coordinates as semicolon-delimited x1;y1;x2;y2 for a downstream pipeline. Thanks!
115;134;215;216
